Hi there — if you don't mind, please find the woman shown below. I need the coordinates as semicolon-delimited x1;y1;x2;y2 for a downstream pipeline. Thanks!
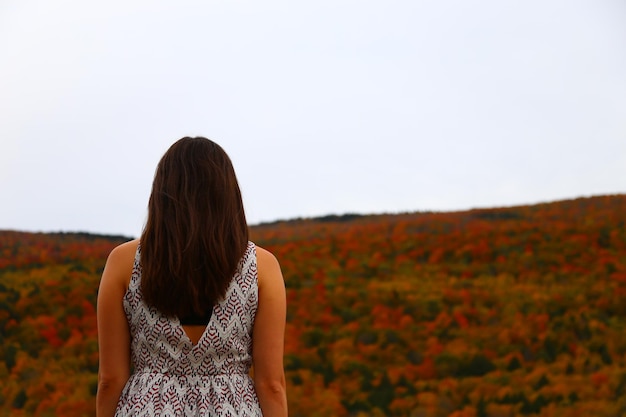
96;137;287;416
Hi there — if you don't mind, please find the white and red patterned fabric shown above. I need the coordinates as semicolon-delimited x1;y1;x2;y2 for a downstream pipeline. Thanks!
115;242;262;416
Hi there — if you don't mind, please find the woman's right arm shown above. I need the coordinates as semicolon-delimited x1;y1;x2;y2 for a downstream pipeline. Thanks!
252;246;288;416
96;240;136;417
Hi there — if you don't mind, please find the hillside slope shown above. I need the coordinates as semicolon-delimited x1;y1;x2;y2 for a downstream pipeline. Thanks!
1;195;626;416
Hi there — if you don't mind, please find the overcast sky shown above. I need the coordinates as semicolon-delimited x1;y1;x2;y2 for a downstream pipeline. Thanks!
1;0;625;237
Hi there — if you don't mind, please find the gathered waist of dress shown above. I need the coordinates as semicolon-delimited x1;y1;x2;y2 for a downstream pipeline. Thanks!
134;369;251;378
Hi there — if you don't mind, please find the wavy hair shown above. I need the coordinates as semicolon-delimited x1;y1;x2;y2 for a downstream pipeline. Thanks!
140;137;249;319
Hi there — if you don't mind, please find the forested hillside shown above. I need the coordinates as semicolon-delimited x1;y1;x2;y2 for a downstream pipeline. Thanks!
1;195;626;416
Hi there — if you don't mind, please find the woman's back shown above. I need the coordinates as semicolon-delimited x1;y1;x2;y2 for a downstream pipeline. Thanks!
115;241;262;417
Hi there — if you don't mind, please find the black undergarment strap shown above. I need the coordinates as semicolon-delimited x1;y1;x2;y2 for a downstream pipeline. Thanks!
179;310;213;326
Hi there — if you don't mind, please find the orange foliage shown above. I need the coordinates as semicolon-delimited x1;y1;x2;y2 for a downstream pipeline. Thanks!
2;195;626;416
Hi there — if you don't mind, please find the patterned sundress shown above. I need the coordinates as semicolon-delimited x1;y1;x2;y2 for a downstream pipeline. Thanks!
115;242;262;416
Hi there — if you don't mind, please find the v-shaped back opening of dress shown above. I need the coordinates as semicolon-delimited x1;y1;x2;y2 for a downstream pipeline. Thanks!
180;316;213;346
129;244;223;347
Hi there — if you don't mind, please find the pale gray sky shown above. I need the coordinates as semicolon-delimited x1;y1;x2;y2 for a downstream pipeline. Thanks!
1;0;625;237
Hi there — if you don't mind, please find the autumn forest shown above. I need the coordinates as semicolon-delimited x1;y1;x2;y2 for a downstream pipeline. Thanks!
1;195;626;416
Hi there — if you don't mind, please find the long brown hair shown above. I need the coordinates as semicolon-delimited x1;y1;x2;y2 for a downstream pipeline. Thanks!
140;137;249;319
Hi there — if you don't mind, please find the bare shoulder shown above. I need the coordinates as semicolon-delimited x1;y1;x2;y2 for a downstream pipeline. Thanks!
107;239;140;264
102;239;140;289
255;245;279;266
254;245;283;286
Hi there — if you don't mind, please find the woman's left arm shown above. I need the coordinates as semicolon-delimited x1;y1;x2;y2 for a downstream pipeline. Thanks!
96;241;136;417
